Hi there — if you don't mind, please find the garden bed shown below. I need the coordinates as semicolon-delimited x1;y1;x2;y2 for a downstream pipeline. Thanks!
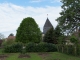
18;54;30;58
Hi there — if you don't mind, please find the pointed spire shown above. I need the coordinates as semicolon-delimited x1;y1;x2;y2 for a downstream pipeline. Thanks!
44;18;53;28
43;16;53;34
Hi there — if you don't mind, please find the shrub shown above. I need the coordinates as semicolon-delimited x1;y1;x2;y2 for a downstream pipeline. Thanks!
57;44;78;55
3;42;23;53
25;42;57;52
36;42;48;52
36;42;57;52
25;42;37;52
70;36;78;44
76;44;80;55
2;39;15;47
47;43;57;52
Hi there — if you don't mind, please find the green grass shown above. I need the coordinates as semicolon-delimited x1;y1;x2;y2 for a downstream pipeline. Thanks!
1;52;80;60
45;52;80;60
6;53;19;60
6;53;42;60
0;49;3;54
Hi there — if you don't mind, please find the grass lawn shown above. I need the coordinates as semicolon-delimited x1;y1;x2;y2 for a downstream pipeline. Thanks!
0;49;3;54
6;53;42;60
0;52;80;60
45;52;80;60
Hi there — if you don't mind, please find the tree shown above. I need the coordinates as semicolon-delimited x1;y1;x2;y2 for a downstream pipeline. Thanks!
0;33;5;39
43;27;57;44
56;0;80;34
70;35;78;45
16;17;42;43
70;35;78;56
54;25;63;44
9;33;14;36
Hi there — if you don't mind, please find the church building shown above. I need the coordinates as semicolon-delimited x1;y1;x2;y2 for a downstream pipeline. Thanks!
42;17;53;37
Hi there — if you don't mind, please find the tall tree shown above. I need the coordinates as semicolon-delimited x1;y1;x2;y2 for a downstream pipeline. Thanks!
54;25;62;43
16;17;42;43
43;27;57;44
56;0;80;34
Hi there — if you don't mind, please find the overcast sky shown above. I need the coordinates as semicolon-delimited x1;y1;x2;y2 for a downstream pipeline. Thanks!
0;0;62;37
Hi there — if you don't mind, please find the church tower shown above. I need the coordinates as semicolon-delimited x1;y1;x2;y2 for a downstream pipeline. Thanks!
43;17;53;34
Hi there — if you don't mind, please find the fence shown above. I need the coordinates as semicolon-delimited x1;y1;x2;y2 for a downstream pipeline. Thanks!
56;44;80;56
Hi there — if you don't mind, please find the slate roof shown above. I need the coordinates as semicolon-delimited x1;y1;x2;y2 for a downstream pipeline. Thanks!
43;18;53;34
43;18;53;27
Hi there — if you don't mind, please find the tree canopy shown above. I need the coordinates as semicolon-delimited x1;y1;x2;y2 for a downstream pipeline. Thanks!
16;17;42;43
56;0;80;34
54;25;63;43
43;27;57;44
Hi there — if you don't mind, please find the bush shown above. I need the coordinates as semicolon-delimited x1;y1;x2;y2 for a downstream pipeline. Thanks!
3;42;23;53
70;36;78;44
25;42;37;52
25;42;57;52
36;42;57;52
2;39;15;47
36;42;48;52
47;43;57;52
76;44;80;55
57;44;78;55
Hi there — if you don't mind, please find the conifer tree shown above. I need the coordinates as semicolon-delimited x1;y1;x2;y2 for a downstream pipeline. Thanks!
43;27;57;44
54;25;62;43
16;17;42;43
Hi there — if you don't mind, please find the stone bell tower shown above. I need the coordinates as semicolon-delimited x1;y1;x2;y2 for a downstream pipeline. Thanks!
43;14;53;34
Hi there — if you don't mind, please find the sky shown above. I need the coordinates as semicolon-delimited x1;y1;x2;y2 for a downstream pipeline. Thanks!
0;0;62;37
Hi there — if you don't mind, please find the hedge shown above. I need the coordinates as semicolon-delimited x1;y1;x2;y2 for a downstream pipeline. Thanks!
25;42;57;52
3;42;23;53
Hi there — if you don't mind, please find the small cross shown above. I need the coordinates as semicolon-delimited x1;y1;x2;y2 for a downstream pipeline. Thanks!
47;14;49;18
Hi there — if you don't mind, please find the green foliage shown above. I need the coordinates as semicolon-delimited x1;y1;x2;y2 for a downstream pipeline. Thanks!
54;25;62;37
56;0;80;34
3;42;23;53
57;45;75;55
70;36;78;44
25;42;57;52
57;44;80;56
16;17;42;43
43;27;56;44
25;42;37;52
2;39;15;47
43;25;64;44
54;25;63;44
36;42;48;52
77;44;80;55
37;42;57;52
58;35;66;44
